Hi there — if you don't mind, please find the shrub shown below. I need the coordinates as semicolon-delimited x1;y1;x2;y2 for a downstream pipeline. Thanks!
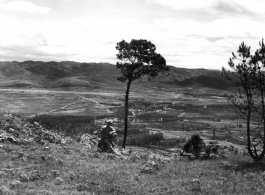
117;130;164;147
27;115;96;139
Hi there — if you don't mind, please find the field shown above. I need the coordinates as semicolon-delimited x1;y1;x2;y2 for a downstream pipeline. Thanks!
0;87;246;145
0;88;123;116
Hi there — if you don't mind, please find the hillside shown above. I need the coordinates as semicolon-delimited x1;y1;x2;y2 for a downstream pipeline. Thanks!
0;61;234;90
1;112;265;194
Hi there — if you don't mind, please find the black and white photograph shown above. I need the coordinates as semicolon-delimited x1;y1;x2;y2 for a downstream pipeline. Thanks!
1;0;265;194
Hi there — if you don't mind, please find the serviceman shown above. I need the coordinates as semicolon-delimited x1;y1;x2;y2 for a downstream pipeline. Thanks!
98;120;118;154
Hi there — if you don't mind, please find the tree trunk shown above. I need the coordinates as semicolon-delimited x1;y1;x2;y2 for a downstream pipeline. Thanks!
256;73;265;161
122;81;131;149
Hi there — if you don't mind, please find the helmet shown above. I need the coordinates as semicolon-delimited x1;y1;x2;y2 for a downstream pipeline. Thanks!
106;120;113;125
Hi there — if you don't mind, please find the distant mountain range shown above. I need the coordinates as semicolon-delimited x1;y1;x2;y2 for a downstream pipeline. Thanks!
0;61;233;90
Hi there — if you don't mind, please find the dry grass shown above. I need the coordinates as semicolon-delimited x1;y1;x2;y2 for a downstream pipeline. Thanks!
1;141;265;195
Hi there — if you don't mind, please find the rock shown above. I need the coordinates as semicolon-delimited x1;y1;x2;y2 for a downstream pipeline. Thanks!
17;151;24;158
62;146;71;154
69;172;75;180
211;145;219;154
191;179;201;192
54;177;64;185
209;141;219;145
19;173;29;182
140;164;153;174
121;148;132;155
51;170;60;178
56;158;64;166
27;123;34;128
34;122;39;126
217;177;228;182
41;155;56;163
134;174;141;181
92;152;100;158
220;161;231;167
79;134;99;148
210;154;219;159
61;136;74;145
76;183;89;191
29;170;41;181
244;173;254;180
106;153;117;159
147;160;160;170
0;113;64;145
9;180;22;190
43;147;50;151
140;161;160;174
8;128;15;132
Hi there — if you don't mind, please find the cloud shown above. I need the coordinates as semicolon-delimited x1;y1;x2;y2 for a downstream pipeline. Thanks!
151;15;265;69
149;0;213;10
0;0;264;70
1;1;51;14
210;0;263;18
149;0;265;18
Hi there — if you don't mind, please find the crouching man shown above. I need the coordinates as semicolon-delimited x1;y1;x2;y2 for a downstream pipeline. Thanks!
180;134;204;158
98;120;118;154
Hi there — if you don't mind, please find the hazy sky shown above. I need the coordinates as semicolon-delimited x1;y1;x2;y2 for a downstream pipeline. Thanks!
0;0;265;70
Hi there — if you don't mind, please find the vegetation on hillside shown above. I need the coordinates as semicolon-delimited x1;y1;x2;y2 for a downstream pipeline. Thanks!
27;115;96;139
1;130;265;194
0;61;234;90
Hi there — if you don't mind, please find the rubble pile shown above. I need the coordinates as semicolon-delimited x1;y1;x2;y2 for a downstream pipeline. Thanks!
79;134;100;149
0;112;64;145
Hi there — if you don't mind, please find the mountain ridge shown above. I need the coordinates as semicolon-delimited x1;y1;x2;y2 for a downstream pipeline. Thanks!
0;61;233;90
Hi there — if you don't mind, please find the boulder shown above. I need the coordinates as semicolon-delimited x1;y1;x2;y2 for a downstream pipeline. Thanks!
19;173;29;182
54;177;64;185
76;183;90;192
244;173;254;180
29;170;41;181
51;170;60;178
34;122;40;126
